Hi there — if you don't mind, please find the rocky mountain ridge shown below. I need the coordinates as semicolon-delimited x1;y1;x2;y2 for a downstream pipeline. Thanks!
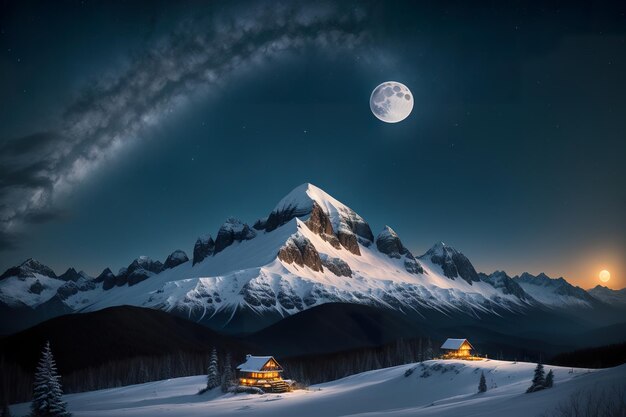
0;183;621;335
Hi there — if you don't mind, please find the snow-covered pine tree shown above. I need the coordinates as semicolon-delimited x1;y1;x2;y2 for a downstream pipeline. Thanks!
206;348;220;390
478;371;487;393
526;363;546;393
544;369;554;388
31;341;71;417
221;353;234;393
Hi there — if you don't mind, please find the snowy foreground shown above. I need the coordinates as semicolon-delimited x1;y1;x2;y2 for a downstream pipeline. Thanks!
11;359;626;417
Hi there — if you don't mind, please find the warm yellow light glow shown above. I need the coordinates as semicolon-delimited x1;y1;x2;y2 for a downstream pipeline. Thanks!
599;270;611;283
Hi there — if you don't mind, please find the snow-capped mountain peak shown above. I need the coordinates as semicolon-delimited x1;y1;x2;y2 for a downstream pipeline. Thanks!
0;183;617;335
271;183;349;220
376;226;410;258
214;218;256;253
193;234;215;265
419;242;479;285
261;183;374;242
58;267;91;282
94;268;115;283
0;258;57;280
163;250;189;270
425;241;449;256
378;225;399;240
588;285;626;306
514;272;597;307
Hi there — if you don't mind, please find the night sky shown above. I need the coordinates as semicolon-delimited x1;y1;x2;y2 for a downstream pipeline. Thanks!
1;1;625;289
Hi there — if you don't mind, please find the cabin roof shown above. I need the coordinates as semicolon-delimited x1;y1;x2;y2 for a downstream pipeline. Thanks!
441;338;474;350
236;355;282;372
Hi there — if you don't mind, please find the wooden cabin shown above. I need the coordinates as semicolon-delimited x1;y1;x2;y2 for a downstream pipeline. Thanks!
440;338;474;358
236;355;291;393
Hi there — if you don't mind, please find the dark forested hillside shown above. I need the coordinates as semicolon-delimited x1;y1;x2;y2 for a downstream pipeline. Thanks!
0;305;245;373
549;341;626;369
0;306;247;403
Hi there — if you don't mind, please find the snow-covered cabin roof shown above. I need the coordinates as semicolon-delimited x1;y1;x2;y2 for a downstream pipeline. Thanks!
236;355;283;373
441;338;474;350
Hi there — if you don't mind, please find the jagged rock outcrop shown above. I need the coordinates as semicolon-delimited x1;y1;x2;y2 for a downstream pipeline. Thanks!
253;217;268;231
304;202;341;248
214;218;256;254
342;217;374;242
164;250;189;269
127;269;152;286
101;269;117;291
0;258;57;280
278;235;324;272
56;277;96;300
239;279;277;308
112;256;163;288
114;267;128;287
337;229;361;255
420;242;479;285
276;281;304;310
29;280;44;294
58;267;83;282
305;202;334;235
128;256;163;274
404;259;424;275
193;235;215;265
376;226;411;259
320;255;352;277
376;226;423;274
264;205;307;232
94;268;114;283
480;271;531;301
302;283;343;306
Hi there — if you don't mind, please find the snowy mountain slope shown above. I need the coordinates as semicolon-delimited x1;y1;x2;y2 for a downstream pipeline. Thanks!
9;359;625;417
0;258;57;280
0;272;67;309
0;183;616;334
588;285;626;306
513;272;598;308
478;271;535;302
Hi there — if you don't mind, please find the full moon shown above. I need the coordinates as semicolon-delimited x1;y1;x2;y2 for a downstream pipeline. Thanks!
370;81;414;123
599;270;611;283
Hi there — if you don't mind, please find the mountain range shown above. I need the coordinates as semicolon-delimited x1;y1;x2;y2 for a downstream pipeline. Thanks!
1;183;625;336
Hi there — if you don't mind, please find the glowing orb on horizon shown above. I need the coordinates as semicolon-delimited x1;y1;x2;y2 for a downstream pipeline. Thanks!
599;270;611;283
370;81;414;123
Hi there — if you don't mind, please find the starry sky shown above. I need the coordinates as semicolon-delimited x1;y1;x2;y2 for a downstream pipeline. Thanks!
1;1;625;289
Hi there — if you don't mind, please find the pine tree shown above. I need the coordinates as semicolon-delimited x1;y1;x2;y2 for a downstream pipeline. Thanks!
544;369;554;388
221;353;234;393
424;338;434;360
206;348;220;390
30;341;71;417
478;371;487;393
417;338;423;362
526;363;546;393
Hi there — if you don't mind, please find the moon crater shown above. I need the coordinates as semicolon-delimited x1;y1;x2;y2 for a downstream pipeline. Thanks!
370;81;414;123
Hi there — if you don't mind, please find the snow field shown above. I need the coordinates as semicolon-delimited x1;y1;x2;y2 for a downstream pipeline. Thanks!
10;359;625;417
